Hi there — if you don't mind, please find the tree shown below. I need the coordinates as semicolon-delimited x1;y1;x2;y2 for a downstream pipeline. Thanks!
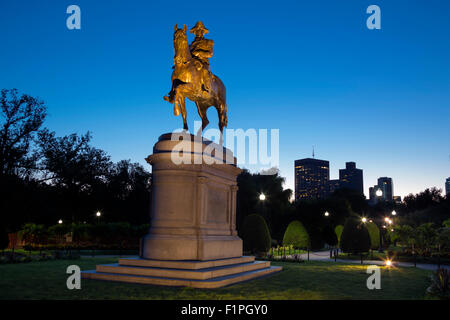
236;169;292;242
106;160;152;224
340;216;371;254
241;214;271;254
283;220;309;248
415;223;437;253
0;89;47;177
366;222;380;249
436;227;450;252
403;188;444;213
37;130;111;191
393;224;414;249
331;188;368;214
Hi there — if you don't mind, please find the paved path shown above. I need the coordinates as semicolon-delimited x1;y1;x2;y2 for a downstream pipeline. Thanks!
299;251;449;271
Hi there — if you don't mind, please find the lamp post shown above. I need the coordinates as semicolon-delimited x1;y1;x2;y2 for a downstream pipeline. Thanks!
58;219;63;224
96;211;101;224
369;214;395;253
259;193;267;224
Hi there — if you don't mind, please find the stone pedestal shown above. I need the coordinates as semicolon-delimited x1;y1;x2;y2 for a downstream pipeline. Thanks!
81;132;282;288
140;133;243;261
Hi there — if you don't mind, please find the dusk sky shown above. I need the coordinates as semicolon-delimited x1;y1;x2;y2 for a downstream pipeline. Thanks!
1;0;449;199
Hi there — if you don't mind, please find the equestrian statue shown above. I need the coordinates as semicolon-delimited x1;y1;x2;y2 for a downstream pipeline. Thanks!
163;22;227;140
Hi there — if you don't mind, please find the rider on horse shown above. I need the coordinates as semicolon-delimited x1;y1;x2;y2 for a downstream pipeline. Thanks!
189;21;214;94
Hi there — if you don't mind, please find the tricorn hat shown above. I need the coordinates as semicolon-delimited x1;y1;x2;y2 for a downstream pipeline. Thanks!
190;21;209;36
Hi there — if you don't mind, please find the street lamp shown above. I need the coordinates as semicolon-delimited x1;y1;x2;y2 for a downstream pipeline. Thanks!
259;193;266;201
324;211;329;217
96;211;101;224
361;217;367;223
391;210;396;216
58;219;63;224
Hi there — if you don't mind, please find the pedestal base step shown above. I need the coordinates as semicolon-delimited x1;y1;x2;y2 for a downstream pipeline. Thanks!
82;256;282;288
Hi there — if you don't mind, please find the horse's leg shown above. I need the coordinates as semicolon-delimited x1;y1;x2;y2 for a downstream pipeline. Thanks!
195;102;209;136
216;104;225;145
174;92;188;131
180;96;188;131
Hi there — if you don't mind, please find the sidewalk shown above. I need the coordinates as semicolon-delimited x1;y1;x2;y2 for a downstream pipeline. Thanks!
299;251;449;271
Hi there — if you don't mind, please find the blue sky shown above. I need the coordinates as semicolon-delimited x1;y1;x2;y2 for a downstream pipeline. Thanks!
1;0;449;198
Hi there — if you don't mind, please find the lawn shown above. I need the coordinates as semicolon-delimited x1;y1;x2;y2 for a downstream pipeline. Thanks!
0;257;433;300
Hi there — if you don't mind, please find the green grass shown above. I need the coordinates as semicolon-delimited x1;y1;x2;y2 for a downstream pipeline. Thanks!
337;250;450;265
0;256;434;300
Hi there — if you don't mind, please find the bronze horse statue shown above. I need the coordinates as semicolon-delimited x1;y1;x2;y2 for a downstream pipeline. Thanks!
164;24;227;139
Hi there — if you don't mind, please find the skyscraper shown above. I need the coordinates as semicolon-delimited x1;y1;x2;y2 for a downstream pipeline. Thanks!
369;177;394;204
328;179;341;195
294;158;330;201
446;177;450;196
377;177;393;201
338;162;364;195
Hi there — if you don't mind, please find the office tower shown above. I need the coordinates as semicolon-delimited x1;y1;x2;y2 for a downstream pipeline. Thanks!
339;161;364;195
294;158;329;201
377;177;393;201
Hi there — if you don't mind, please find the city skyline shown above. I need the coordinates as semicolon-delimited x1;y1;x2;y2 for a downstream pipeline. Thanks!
1;1;449;199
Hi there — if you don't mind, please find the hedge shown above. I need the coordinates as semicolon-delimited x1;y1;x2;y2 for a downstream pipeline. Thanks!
283;220;310;249
366;221;380;249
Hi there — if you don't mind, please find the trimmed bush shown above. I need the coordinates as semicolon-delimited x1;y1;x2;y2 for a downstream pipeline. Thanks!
241;214;271;253
283;220;309;249
340;216;371;254
366;222;380;249
335;225;344;245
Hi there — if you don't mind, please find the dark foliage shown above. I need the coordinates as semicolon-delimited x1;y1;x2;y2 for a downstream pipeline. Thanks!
241;214;271;254
236;169;292;242
0;225;9;251
340;215;371;254
0;89;47;177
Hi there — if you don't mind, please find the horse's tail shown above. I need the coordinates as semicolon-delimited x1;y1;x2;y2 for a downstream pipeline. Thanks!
218;77;227;127
223;103;228;127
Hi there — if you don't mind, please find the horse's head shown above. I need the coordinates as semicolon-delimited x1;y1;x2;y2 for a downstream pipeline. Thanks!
173;24;190;61
173;24;188;45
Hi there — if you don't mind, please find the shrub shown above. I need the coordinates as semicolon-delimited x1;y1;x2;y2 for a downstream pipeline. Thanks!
283;221;309;249
72;223;92;243
340;216;371;254
426;268;449;299
48;224;70;243
241;214;271;254
335;225;344;245
366;222;380;249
